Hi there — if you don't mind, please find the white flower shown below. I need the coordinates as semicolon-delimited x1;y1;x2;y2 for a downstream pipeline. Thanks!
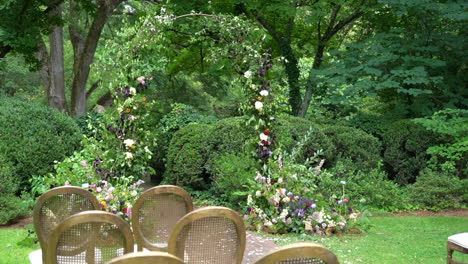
125;152;134;159
349;213;359;219
264;221;273;227
259;133;268;141
310;211;325;223
131;190;138;196
82;183;89;188
254;101;263;110
340;180;347;185
128;115;135;121
108;187;115;192
278;177;283;184
244;71;252;78
124;139;135;148
129;87;137;95
255;191;262;197
137;76;145;84
260;90;269;96
282;197;290;203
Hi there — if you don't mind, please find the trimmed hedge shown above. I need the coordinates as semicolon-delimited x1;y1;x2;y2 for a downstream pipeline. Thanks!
0;156;28;224
382;120;441;184
0;98;82;187
164;115;381;191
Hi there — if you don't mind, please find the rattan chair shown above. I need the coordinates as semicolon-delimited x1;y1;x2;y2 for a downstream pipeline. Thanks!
107;252;185;264
254;243;339;264
30;186;101;263
167;206;246;264
46;211;134;264
132;185;193;252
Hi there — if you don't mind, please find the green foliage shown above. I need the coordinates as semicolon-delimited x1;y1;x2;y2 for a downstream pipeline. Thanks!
0;98;82;187
151;103;217;181
382;120;441;185
414;109;468;176
0;54;42;97
0;157;29;224
211;152;257;205
315;0;467;116
348;112;390;139
406;169;468;211
164;124;213;188
317;159;403;211
321;125;382;170
73;111;104;138
274;114;335;165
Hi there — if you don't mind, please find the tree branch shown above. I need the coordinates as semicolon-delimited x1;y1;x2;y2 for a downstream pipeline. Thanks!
86;80;101;99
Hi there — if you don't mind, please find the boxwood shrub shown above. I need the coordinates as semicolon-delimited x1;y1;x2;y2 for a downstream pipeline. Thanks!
0;98;82;188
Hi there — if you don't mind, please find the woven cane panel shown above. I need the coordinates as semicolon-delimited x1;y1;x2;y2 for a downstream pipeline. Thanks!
55;222;126;264
278;258;325;264
175;216;239;264
139;193;189;244
40;193;95;241
278;258;326;264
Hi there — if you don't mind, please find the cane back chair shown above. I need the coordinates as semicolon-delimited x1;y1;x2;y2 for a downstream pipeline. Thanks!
167;206;246;264
32;186;100;263
107;252;185;264
45;211;134;264
132;185;193;252
254;243;339;264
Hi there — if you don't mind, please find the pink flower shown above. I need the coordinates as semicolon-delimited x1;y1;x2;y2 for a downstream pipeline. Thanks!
80;160;88;168
96;187;102;193
64;181;70;186
137;76;145;84
343;199;349;203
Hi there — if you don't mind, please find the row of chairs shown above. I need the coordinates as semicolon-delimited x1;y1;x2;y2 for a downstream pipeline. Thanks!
31;185;339;264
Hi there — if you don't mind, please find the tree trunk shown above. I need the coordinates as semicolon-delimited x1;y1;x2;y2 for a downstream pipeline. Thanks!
297;44;325;117
70;0;123;116
48;4;67;112
280;40;301;116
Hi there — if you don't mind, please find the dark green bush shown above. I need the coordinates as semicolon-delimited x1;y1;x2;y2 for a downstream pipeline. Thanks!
275;114;336;165
382;120;441;184
0;98;82;187
151;104;217;182
211;152;257;206
349;112;390;139
0;157;29;224
406;168;468;210
317;158;404;211
164;124;214;189
321;125;382;170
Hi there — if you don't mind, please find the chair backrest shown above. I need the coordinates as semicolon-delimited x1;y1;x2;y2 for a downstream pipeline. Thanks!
132;185;193;251
107;252;185;264
33;186;100;253
254;243;339;264
46;211;134;264
167;206;246;264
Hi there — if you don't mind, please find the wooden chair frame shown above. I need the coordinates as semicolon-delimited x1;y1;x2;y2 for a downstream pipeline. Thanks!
132;185;193;252
107;252;185;264
448;240;468;264
254;242;339;264
167;206;246;264
46;211;134;264
33;186;100;263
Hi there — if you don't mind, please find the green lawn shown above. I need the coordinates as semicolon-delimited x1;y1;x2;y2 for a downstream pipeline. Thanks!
0;228;39;264
260;216;468;264
1;216;467;264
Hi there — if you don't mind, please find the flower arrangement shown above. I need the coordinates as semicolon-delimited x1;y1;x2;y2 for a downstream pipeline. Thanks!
66;179;145;222
245;162;368;235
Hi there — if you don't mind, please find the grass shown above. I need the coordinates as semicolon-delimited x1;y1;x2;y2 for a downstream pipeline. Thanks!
259;216;468;264
1;216;467;263
0;228;39;264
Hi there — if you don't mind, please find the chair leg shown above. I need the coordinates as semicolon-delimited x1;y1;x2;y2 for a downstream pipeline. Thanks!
448;242;453;264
